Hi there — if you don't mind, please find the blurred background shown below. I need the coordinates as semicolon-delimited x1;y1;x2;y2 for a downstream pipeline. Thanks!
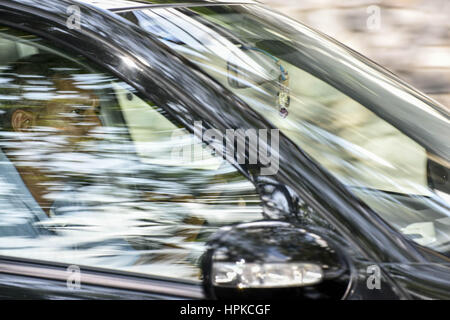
260;0;450;109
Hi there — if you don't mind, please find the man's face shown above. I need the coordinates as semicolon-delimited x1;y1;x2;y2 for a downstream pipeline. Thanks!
13;77;102;151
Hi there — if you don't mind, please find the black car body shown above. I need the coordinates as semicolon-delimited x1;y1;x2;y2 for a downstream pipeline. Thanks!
0;0;448;300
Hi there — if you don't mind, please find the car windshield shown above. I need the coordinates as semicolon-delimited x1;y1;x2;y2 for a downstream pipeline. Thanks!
120;4;450;255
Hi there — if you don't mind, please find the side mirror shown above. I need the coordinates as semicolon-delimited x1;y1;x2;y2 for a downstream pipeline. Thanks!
202;221;350;299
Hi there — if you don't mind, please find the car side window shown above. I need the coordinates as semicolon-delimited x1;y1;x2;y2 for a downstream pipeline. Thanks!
0;27;263;281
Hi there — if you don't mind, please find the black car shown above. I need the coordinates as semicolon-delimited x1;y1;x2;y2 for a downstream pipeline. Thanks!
0;0;448;300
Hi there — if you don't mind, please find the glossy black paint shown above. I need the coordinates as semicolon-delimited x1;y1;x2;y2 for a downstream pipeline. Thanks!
0;0;448;299
0;255;203;299
202;221;350;299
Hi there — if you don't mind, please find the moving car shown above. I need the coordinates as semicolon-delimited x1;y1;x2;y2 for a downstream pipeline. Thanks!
0;0;448;299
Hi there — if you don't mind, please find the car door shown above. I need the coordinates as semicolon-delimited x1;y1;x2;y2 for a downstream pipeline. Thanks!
0;21;265;299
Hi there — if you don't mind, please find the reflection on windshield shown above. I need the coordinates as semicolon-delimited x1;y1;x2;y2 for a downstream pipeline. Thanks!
121;5;450;254
0;33;262;281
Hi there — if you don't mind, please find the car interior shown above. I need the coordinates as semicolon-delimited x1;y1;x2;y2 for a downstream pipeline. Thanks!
0;30;263;281
119;7;450;255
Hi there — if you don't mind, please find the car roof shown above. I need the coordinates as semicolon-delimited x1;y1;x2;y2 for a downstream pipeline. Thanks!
76;0;150;10
75;0;255;11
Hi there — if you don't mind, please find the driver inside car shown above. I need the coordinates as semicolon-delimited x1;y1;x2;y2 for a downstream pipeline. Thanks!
0;51;240;273
0;52;207;242
0;53;102;217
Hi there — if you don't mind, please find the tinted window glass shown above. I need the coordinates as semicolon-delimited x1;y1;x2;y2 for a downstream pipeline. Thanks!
121;5;450;255
0;27;263;281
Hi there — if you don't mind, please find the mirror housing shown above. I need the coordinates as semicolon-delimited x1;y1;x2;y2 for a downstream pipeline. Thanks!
202;221;350;299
